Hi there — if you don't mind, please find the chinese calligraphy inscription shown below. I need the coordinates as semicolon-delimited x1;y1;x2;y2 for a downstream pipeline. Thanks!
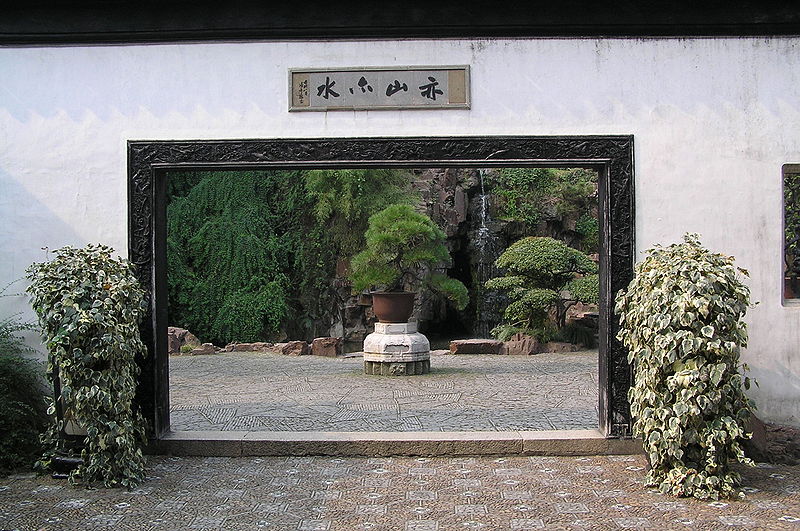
290;66;469;111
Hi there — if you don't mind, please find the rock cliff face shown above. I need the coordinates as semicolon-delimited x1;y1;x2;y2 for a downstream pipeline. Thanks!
324;167;598;343
413;168;472;336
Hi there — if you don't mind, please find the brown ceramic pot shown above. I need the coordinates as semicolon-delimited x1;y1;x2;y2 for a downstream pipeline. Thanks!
371;292;416;323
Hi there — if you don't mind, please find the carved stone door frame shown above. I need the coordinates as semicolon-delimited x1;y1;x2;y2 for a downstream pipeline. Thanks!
127;135;635;441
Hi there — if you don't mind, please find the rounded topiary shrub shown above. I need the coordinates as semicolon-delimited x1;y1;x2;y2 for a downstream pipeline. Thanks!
615;234;756;499
485;236;598;341
27;245;148;488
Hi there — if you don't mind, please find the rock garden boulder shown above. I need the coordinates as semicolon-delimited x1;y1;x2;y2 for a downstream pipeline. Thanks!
167;326;201;355
280;341;309;356
539;341;582;353
502;333;540;355
311;337;343;357
190;343;217;356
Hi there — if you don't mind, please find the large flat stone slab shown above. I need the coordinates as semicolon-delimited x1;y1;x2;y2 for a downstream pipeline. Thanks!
449;339;504;355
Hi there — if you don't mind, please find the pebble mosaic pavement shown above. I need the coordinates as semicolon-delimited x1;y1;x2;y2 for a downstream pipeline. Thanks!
2;455;799;530
168;351;599;432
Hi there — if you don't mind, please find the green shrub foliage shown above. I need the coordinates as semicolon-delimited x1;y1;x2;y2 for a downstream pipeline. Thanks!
615;234;755;499
485;236;598;340
0;354;49;473
305;168;414;257
1;281;35;356
167;169;415;343
488;168;556;227
488;168;598;252
575;213;600;253
349;204;469;310
26;245;148;488
0;282;48;473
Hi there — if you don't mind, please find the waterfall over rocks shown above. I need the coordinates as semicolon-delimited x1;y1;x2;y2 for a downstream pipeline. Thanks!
469;169;506;338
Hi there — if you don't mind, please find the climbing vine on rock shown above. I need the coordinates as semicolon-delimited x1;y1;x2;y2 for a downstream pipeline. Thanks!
304;168;415;257
615;234;756;499
487;168;598;252
27;245;148;488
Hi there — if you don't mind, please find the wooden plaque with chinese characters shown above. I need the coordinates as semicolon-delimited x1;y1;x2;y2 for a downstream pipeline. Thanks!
289;66;470;111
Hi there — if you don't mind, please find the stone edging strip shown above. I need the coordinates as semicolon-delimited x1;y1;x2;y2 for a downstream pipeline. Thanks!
151;430;643;457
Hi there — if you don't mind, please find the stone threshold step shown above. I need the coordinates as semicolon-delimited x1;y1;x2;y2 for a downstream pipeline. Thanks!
150;430;642;457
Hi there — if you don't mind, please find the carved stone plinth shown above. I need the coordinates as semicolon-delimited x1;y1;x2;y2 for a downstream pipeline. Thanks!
364;359;430;376
363;322;430;376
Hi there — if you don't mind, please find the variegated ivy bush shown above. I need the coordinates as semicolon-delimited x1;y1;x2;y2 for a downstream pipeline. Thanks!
615;234;756;500
27;245;148;488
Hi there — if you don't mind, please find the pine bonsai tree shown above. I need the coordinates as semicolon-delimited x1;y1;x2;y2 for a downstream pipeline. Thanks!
349;204;468;310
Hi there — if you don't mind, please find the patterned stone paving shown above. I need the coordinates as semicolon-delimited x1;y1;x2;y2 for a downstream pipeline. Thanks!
1;455;798;530
169;351;599;432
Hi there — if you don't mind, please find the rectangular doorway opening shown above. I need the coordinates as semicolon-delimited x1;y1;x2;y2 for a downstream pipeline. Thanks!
128;136;635;455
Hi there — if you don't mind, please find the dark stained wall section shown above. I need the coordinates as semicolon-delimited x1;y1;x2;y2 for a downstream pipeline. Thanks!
3;0;800;44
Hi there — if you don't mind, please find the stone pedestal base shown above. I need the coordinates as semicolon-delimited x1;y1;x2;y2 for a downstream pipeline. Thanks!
363;322;430;376
364;359;430;376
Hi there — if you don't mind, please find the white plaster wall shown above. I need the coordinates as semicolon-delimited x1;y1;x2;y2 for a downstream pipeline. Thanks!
1;37;798;425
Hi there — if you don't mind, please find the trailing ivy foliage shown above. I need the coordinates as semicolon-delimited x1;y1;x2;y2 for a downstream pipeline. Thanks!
615;234;755;500
349;204;469;310
26;245;148;488
485;236;598;340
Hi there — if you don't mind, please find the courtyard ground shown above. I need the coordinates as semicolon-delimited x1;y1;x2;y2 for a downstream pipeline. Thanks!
5;350;797;530
2;454;799;530
168;351;598;432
